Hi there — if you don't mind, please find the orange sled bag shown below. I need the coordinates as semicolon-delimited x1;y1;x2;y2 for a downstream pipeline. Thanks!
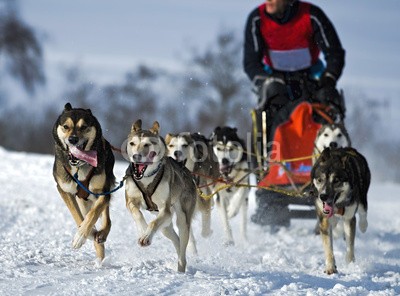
259;102;321;187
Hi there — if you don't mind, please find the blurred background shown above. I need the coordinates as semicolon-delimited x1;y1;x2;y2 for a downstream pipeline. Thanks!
0;0;399;181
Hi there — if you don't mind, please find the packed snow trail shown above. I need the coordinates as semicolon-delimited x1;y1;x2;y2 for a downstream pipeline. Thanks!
0;147;399;295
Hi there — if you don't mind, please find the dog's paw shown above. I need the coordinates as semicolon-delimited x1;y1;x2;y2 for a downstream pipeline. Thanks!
359;219;368;233
94;230;108;244
324;265;337;275
72;230;87;249
138;234;152;247
346;253;355;264
223;240;235;247
94;257;105;268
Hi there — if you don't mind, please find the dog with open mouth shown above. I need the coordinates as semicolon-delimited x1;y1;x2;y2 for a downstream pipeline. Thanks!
124;120;196;272
311;147;370;274
165;132;220;250
210;126;249;246
52;103;115;265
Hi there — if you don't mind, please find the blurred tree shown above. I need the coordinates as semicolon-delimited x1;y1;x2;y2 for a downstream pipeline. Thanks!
181;30;253;136
0;0;45;93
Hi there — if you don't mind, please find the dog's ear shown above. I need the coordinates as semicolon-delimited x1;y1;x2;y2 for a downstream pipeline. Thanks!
165;133;172;144
86;108;92;114
150;121;160;135
131;119;142;132
64;103;72;112
319;147;331;163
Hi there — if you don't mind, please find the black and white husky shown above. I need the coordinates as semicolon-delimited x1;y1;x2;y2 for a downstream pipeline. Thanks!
313;123;351;164
311;147;370;274
210;127;249;245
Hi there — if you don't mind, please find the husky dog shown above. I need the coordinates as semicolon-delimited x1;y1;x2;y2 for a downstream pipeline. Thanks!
210;127;249;245
124;120;196;272
313;123;351;164
165;132;219;243
52;103;115;265
311;147;370;274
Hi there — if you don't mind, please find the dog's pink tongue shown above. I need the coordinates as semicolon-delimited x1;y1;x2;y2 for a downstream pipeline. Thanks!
69;146;98;167
323;203;334;218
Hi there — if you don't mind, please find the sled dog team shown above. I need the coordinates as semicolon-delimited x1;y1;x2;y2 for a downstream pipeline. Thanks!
53;103;370;274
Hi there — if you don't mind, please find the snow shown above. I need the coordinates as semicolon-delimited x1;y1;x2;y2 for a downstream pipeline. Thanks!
1;147;399;295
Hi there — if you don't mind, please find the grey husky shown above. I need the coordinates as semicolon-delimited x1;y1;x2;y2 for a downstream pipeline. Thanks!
311;147;370;274
124;120;196;272
165;132;220;246
52;103;115;265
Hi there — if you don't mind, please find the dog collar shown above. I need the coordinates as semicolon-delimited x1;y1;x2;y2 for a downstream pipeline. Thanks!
143;162;163;178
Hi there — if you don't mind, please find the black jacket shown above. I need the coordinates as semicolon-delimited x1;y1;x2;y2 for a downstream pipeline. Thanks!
243;1;345;84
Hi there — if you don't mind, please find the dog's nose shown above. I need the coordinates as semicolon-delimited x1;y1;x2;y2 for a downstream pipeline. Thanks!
222;158;230;165
68;135;79;145
319;194;329;202
329;142;338;148
132;154;142;162
174;150;183;158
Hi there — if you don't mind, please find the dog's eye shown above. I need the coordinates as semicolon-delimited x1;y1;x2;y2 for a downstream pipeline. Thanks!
316;178;322;183
323;133;329;137
80;125;88;131
168;145;174;148
217;147;223;151
129;142;134;146
333;177;341;184
182;144;189;148
63;125;69;130
337;133;342;138
143;143;150;148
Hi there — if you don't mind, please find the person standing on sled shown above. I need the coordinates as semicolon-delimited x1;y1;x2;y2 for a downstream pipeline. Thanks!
243;0;345;225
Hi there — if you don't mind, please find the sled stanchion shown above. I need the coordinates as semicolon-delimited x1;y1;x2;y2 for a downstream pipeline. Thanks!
251;109;263;179
262;110;268;171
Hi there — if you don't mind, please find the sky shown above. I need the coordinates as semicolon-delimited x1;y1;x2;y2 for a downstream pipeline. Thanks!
19;0;400;97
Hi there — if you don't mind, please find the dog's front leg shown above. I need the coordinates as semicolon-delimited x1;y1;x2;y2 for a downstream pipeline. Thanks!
126;196;148;236
57;185;84;226
73;194;110;249
240;194;249;242
358;204;368;233
319;215;337;274
197;189;213;238
95;204;111;244
227;187;246;219
139;206;172;247
216;193;234;246
344;216;356;263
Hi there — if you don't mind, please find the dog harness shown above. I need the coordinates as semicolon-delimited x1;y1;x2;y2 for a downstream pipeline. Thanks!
130;164;165;212
63;165;95;200
335;207;345;216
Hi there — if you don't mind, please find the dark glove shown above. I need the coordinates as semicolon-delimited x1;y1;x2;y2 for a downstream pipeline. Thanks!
315;72;339;102
319;72;337;89
314;72;345;119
